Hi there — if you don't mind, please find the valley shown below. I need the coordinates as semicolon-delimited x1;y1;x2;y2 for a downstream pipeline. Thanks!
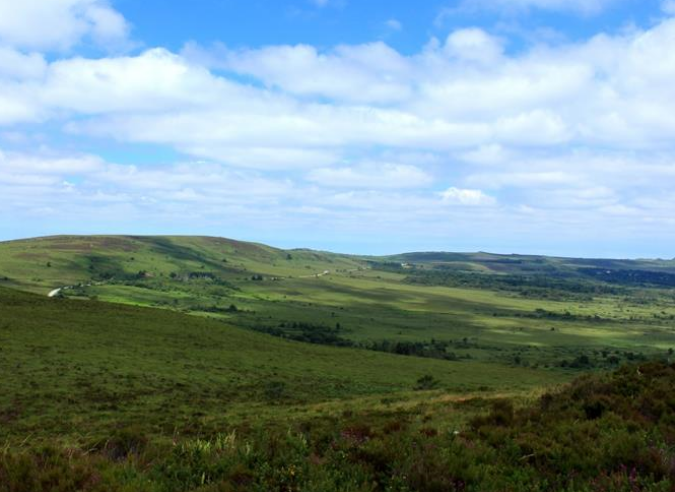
1;235;675;491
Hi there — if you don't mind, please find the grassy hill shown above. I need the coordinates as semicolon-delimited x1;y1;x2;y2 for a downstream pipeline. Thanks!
1;235;673;373
0;286;564;444
387;250;675;274
3;235;674;296
0;235;362;294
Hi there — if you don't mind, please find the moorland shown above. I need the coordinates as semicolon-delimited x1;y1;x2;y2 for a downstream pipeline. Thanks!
1;235;674;491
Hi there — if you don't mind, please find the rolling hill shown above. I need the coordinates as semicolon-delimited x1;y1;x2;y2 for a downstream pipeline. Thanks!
1;235;673;372
0;285;564;443
0;235;363;294
2;236;675;490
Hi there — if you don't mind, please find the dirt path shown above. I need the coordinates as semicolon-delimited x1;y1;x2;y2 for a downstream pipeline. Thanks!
299;270;331;279
298;266;368;279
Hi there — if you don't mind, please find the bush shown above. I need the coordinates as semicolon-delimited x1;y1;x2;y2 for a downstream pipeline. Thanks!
414;374;440;390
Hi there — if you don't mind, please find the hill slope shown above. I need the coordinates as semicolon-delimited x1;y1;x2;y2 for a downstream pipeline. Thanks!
0;235;363;294
0;286;563;442
2;321;673;492
1;235;674;373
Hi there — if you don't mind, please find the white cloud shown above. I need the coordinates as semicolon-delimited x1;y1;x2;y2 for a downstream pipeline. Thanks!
444;28;503;64
0;149;297;219
460;144;511;166
530;186;618;209
0;0;129;51
2;10;675;253
208;147;339;170
44;48;233;114
0;86;41;125
3;147;675;257
307;163;432;189
190;41;412;104
0;149;104;174
4;19;675;157
0;47;46;79
465;149;675;191
467;170;577;189
440;187;496;206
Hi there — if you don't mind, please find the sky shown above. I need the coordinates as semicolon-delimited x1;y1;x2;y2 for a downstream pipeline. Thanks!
1;0;675;258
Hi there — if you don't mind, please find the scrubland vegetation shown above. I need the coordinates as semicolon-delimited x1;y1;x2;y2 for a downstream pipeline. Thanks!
1;235;675;490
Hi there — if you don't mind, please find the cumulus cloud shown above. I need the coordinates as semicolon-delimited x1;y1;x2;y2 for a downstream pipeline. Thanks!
0;0;130;51
2;4;675;254
5;20;675;156
0;47;47;79
44;49;233;114
186;41;412;104
444;28;503;63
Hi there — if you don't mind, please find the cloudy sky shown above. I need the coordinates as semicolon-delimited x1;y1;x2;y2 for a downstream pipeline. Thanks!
1;0;674;257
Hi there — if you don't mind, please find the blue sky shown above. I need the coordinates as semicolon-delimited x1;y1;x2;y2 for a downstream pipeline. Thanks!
116;0;656;52
1;0;675;257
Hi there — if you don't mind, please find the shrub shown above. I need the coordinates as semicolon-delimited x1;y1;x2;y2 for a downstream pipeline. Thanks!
414;374;440;390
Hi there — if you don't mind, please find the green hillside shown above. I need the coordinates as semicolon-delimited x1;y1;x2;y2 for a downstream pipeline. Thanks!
0;235;362;294
0;286;563;444
1;235;673;374
1;288;673;492
388;249;675;269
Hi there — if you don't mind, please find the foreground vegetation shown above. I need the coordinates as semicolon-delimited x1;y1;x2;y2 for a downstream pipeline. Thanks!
2;360;674;491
